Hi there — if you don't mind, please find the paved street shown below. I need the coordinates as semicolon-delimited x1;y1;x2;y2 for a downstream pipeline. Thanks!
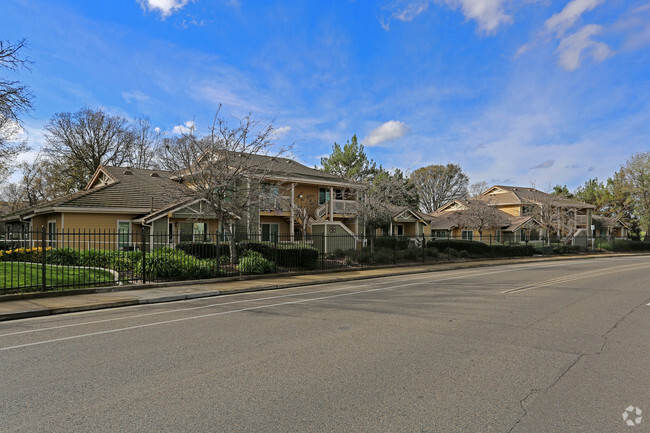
1;256;648;432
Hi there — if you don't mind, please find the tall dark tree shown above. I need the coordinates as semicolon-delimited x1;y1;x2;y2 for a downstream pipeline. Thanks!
320;135;378;182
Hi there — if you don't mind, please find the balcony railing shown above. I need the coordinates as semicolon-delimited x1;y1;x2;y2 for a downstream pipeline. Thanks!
316;199;358;219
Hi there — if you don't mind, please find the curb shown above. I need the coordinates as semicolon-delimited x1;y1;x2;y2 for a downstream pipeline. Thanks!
0;253;647;322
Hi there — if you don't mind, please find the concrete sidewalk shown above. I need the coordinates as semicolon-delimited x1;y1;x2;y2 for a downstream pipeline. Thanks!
0;254;642;322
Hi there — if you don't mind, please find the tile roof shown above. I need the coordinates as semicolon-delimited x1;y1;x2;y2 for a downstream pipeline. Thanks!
1;166;192;221
477;185;595;209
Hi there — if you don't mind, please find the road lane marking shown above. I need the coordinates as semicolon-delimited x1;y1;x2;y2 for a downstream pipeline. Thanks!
0;266;533;338
502;262;650;294
0;266;548;351
1;257;644;339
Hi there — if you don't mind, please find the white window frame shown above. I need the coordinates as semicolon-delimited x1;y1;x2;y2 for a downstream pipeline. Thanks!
47;220;57;248
462;230;473;241
117;220;132;249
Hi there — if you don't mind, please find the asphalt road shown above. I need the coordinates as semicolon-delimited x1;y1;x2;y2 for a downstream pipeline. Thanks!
1;256;648;432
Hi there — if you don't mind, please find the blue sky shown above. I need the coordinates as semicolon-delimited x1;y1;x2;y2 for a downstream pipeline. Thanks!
4;0;650;190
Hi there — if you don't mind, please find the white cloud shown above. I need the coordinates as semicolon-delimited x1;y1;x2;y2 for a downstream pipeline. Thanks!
137;0;193;18
545;0;604;36
381;0;512;34
122;90;150;103
445;0;512;34
171;120;195;135
613;3;650;51
365;120;410;146
556;24;613;71
272;126;291;137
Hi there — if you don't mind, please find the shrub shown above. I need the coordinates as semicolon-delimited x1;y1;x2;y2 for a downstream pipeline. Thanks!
237;241;318;268
443;248;459;257
176;242;230;259
459;250;470;259
374;236;410;250
237;253;274;274
0;247;47;262
399;248;420;262
136;248;220;280
47;248;81;265
425;247;439;258
427;240;491;256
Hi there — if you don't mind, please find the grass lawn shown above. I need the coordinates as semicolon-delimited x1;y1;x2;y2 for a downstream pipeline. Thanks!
0;262;115;292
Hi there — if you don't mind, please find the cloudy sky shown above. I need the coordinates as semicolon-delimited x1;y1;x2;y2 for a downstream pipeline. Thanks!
4;0;650;189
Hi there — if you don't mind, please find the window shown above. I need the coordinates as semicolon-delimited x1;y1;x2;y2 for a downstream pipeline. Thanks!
117;221;131;249
495;230;501;243
396;224;404;236
47;220;57;248
434;230;448;238
179;222;207;242
319;188;331;205
261;223;279;242
169;223;174;243
193;222;207;241
462;230;473;241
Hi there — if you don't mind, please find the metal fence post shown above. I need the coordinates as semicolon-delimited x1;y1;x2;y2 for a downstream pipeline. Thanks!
422;233;425;263
321;232;325;270
141;226;146;284
41;225;46;292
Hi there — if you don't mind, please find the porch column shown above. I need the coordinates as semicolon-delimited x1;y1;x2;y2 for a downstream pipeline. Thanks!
329;186;334;222
290;183;295;242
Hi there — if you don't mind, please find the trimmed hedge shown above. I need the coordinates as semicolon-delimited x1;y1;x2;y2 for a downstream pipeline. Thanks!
429;240;536;257
374;236;410;250
176;242;230;259
237;241;319;268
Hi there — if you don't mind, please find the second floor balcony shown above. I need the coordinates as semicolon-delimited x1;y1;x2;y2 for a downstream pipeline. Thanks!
316;199;358;219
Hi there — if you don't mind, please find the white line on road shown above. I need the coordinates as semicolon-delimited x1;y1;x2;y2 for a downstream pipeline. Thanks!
0;266;531;338
0;266;541;351
0;258;641;341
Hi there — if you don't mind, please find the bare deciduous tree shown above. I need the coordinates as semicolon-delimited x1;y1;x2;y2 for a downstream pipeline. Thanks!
453;200;510;241
468;181;488;198
410;164;469;213
159;108;290;263
131;117;162;169
0;39;33;178
43;107;137;191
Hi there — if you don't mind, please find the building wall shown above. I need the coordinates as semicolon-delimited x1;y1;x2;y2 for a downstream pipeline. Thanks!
259;216;291;236
496;205;521;217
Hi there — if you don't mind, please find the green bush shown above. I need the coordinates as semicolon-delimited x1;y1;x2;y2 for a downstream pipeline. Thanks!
237;241;318;268
399;248;420;262
136;248;220;280
459;250;470;259
427;240;491;255
47;248;81;265
424;247;440;258
237;253;274;274
374;236;410;250
444;248;459;257
176;242;230;259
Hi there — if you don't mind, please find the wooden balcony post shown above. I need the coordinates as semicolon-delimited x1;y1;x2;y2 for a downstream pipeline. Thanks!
329;186;334;222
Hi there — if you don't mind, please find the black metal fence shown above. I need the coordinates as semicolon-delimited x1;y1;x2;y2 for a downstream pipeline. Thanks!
1;227;648;294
